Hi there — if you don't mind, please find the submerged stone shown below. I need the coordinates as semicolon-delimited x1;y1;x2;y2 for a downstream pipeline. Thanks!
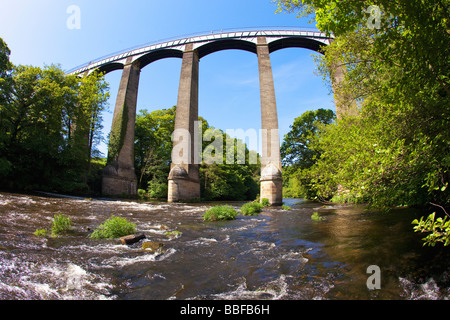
142;241;164;253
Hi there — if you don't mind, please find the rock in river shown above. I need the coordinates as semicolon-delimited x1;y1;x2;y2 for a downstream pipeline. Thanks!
120;232;146;245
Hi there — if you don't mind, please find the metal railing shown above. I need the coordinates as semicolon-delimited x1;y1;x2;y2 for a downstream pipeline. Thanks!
65;26;324;75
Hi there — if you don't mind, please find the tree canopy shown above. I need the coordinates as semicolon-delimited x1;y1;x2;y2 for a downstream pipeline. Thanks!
0;37;109;194
277;0;449;245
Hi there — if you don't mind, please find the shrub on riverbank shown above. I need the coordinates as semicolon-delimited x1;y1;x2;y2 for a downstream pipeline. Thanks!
240;202;263;216
261;198;270;207
203;205;238;221
90;215;136;239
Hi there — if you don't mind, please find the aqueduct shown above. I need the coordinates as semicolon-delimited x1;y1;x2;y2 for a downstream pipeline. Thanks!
68;28;349;205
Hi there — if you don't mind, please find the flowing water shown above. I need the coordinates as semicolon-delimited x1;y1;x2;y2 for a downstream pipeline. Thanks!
0;192;449;300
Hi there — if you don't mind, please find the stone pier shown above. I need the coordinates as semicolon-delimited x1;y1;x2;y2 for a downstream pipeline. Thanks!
102;58;140;196
167;44;201;202
330;60;358;118
257;37;283;206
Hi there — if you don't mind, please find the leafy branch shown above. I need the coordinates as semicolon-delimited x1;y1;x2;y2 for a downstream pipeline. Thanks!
412;204;450;247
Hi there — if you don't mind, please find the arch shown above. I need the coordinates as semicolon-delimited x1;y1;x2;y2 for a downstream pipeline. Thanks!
136;49;183;70
96;62;124;75
197;39;257;59
269;37;327;54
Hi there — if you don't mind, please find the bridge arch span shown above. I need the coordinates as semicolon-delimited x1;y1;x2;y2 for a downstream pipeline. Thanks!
268;37;326;54
96;62;124;75
136;49;184;70
196;39;257;59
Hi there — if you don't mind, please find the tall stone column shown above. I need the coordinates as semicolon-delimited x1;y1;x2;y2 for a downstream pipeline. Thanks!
257;37;283;206
102;58;140;196
330;61;358;119
168;44;201;202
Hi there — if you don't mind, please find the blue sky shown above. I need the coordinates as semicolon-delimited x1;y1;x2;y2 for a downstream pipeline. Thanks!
0;0;335;156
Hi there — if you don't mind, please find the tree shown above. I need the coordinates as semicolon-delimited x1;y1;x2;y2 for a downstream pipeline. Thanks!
134;107;260;200
200;129;260;201
281;109;335;198
0;38;13;177
0;38;110;194
275;0;449;100
77;71;110;161
134;106;176;197
276;0;449;244
281;108;335;169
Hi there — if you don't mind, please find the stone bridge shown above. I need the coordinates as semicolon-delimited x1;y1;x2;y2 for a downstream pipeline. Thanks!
68;28;348;205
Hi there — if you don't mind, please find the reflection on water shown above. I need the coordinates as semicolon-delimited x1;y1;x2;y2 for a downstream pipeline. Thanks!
0;193;448;300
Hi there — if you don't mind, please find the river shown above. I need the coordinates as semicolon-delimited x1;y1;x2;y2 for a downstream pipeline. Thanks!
0;192;448;300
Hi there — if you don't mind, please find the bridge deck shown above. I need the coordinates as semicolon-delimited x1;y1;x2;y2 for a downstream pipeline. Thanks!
67;28;332;75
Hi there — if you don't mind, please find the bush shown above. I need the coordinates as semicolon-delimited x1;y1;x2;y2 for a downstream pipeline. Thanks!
203;205;238;221
240;202;263;216
51;213;72;237
147;179;168;199
90;215;136;239
261;198;270;207
282;205;291;210
34;229;48;237
138;189;147;199
311;212;326;221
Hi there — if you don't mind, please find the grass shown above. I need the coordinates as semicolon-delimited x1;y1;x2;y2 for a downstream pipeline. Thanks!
240;202;264;216
33;228;48;237
203;205;238;221
34;213;72;238
51;213;72;236
89;215;136;239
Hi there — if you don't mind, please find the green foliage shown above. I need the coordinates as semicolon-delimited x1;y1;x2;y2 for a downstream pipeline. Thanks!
412;212;450;247
203;205;238;221
282;205;292;210
240;202;263;216
134;107;260;201
0;37;12;108
89;215;136;239
51;213;72;237
33;229;48;237
200;125;260;201
147;178;168;199
281;109;336;200
261;198;270;207
0;41;110;195
277;1;449;213
137;189;147;199
311;211;326;221
281;109;335;169
134;107;176;196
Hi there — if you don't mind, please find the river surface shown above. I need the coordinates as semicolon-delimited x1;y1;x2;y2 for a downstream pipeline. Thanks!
0;192;449;300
